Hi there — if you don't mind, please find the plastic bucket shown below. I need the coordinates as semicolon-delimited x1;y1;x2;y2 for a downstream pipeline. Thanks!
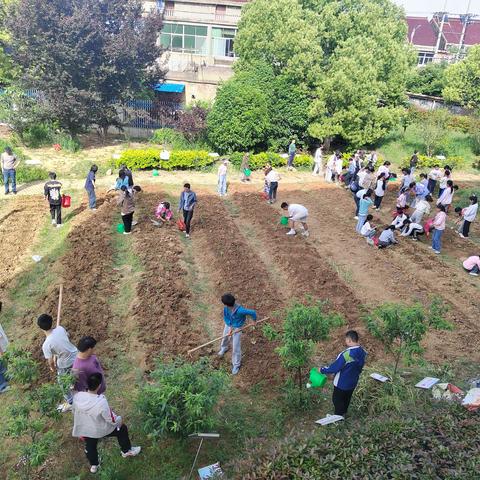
117;223;125;233
280;216;289;226
152;169;159;176
244;168;251;177
309;368;327;388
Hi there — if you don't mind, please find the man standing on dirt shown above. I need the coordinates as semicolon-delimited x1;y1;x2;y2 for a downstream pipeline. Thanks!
218;293;257;375
37;313;78;412
287;139;296;171
217;160;228;196
1;146;19;195
85;165;98;210
320;330;367;418
178;183;197;238
44;172;63;227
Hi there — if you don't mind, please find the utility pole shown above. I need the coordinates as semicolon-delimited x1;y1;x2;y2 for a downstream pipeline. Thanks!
434;0;449;57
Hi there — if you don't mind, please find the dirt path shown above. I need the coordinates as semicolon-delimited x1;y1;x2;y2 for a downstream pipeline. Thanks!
285;185;480;363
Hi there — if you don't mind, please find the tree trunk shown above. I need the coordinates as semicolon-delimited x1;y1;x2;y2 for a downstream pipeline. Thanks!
323;136;332;152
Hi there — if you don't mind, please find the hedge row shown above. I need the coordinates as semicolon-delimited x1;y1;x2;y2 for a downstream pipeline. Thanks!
401;154;465;169
229;151;312;170
117;149;215;171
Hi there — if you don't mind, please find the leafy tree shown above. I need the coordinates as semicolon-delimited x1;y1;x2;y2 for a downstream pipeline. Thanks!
443;45;480;112
417;108;451;157
174;104;209;143
0;0;19;86
364;300;452;376
137;357;228;438
5;0;164;137
406;62;448;97
264;301;344;392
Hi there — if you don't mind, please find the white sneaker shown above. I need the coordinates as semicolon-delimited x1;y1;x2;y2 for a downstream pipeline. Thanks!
354;216;359;220
459;233;465;238
185;233;190;238
90;465;99;474
51;219;57;225
57;402;72;413
469;271;479;276
56;224;63;228
433;250;441;254
123;231;131;235
121;446;141;458
286;229;296;236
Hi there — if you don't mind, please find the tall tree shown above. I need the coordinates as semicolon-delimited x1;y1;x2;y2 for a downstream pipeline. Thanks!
443;45;480;112
0;0;19;86
6;0;164;136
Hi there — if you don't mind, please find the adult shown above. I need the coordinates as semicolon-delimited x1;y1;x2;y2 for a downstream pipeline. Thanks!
437;180;455;212
120;164;134;187
72;373;141;474
427;165;441;195
459;195;478;239
334;152;343;183
377;161;391;180
0;322;9;393
320;330;367;418
218;294;257;375
281;202;309;237
463;256;480;276
217;160;228;196
373;173;386;210
266;167;280;204
37;313;78;412
312;145;323;176
410;194;432;224
178;183;197;238
85;165;98;210
431;205;447;254
344;157;357;187
356;191;373;234
1;146;19;195
325;152;335;182
72;336;106;394
378;225;398;248
400;219;424;241
240;153;250;183
44;172;63;227
117;185;141;235
409;150;419;173
287;139;296;171
438;169;451;198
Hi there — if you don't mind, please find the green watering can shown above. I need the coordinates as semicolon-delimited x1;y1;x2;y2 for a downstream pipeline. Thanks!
280;216;289;226
307;368;327;388
117;223;125;233
244;168;252;177
152;169;159;176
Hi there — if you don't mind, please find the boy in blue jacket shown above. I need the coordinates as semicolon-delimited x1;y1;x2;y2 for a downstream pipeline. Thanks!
218;293;257;375
320;330;367;417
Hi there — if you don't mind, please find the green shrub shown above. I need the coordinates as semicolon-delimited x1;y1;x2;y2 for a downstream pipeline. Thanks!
150;128;188;149
294;154;312;168
137;357;228;438
21;122;54;148
249;152;283;170
118;149;215;171
401;154;465;170
53;132;81;153
228;151;246;166
15;166;49;184
161;150;214;170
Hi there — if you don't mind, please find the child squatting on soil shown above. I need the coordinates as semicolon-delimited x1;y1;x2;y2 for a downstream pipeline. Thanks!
218;294;257;375
155;201;173;225
320;330;367;417
281;202;309;237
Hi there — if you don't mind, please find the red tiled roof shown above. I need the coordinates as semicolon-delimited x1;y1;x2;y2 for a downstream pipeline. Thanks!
407;16;437;47
463;21;480;45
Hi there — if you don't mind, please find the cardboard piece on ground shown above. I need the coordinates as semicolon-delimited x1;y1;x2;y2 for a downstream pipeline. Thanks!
415;377;440;389
198;463;223;479
315;415;344;426
370;373;390;383
32;255;43;263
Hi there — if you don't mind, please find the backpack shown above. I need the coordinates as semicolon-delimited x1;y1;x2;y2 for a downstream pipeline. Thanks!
350;181;359;193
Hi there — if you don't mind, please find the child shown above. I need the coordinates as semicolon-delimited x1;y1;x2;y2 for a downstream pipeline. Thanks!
218;294;257;375
431;205;447;254
378;225;398;248
281;202;309;237
107;170;129;193
44;172;63;227
458;195;478;238
117;185;142;235
360;214;376;245
391;211;408;230
374;173;386;210
427;165;441;195
356;191;373;233
72;336;106;394
410;195;432;224
463;256;480;276
155;201;173;224
37;313;78;412
320;330;367;417
400;219;424;240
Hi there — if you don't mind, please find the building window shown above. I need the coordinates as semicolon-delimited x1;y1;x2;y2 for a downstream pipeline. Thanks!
417;52;434;65
161;23;208;54
215;5;226;21
164;1;174;17
212;28;236;57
